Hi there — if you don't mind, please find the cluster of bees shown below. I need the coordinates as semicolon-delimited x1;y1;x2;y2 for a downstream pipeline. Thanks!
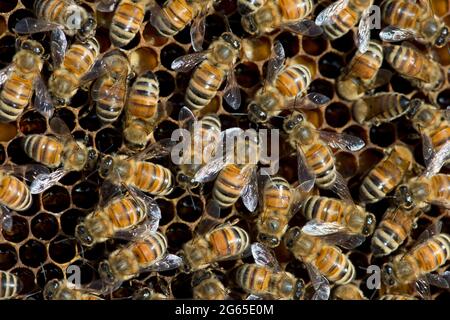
0;0;448;301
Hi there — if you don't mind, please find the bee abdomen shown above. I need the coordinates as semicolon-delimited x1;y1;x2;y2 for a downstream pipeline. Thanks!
316;247;355;284
0;271;22;300
110;1;146;47
213;165;247;208
0;75;33;122
22;135;63;168
279;0;313;20
371;220;407;256
0;176;31;211
209;226;249;260
130;232;168;267
127;71;159;119
302;196;342;223
133;161;174;195
236;264;270;294
152;0;195;36
360;162;402;203
275;65;311;98
105;197;144;230
322;8;358;39
306;144;335;189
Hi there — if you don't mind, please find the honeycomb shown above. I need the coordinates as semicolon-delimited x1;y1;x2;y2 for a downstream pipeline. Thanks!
0;0;448;301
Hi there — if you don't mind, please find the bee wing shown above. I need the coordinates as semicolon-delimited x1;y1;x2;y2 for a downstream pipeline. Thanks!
296;145;316;192
415;277;432;300
266;41;285;84
50;28;67;69
412;221;443;250
251;242;281;272
33;76;54;119
423;141;450;178
30;168;67;194
171;52;208;73
178;106;197;131
49;116;73;137
126;184;162;224
330;172;353;203
14;17;61;34
322;232;366;250
148;254;183;272
366;69;394;90
0;206;13;233
80;56;109;83
0;163;50;182
223;69;241;110
318;130;365;152
131;138;177;161
241;167;258;212
280;93;330;112
246;294;263;300
0;64;14;87
194;200;222;235
190;13;206;52
355;7;372;54
96;0;119;12
425;272;450;289
305;263;330;300
302;220;346;236
379;26;417;42
315;0;349;26
284;19;323;37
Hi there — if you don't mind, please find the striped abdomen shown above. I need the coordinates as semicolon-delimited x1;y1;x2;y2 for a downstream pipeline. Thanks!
430;127;450;157
371;207;418;256
22;135;63;168
429;174;450;204
236;264;277;296
301;195;345;224
128;160;174;196
279;0;314;21
94;77;128;123
353;93;411;124
379;294;417;300
381;0;419;30
408;233;450;274
62;39;100;80
303;143;336;189
0;72;34;122
0;175;32;211
152;0;196;36
213;164;249;208
126;71;159;120
314;246;355;284
385;46;431;83
207;226;249;262
185;60;227;110
348;41;383;81
110;0;146;47
275;65;311;98
322;6;358;39
262;176;293;216
0;271;22;300
34;0;87;35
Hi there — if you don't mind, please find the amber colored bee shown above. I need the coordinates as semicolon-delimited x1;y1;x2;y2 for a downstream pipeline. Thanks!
123;71;161;149
359;144;413;204
380;0;449;48
237;0;267;15
378;294;417;300
332;284;367;300
43;279;103;300
371;206;422;257
171;32;241;111
284;227;356;287
0;170;32;212
315;0;374;53
236;243;305;300
384;44;444;91
336;41;389;101
98;154;174;196
192;270;228;300
0;40;51;123
49;37;101;106
0;271;23;300
92;51;132;123
99;231;182;287
240;0;321;36
182;223;250;272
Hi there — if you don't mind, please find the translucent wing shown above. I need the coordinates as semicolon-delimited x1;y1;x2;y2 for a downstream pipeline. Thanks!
319;130;365;152
241;167;258;212
0;164;50;182
223;70;241;110
315;0;348;26
422;133;434;168
251;242;281;272
0;65;14;87
50;28;67;69
30;168;67;194
306;263;330;300
367;69;394;90
246;294;263;300
266;41;285;84
379;26;416;42
194;200;221;235
356;7;372;53
127;185;162;224
0;206;13;233
171;52;208;73
178;106;197;131
14;17;61;34
149;254;183;272
330;172;353;203
279;93;330;112
96;0;119;12
190;14;206;52
415;277;431;300
302;220;346;236
416;220;442;244
425;272;450;289
34;77;54;118
80;57;108;83
422;141;450;178
296;145;316;192
322;232;366;250
50;116;73;137
131;138;177;161
284;19;323;37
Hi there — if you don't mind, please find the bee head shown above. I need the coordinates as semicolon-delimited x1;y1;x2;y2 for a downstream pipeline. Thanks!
283;112;305;133
284;226;302;250
78;17;97;42
21;40;44;56
221;32;241;50
435;26;449;47
176;172;199;189
248;102;268;124
395;184;414;209
99;261;116;285
362;213;376;236
241;15;258;35
75;224;94;246
43;279;61;300
258;232;280;248
381;263;397;287
132;287;154;300
294;279;305;300
99;155;114;178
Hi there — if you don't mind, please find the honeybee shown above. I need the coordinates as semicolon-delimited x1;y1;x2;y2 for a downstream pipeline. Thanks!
192;270;229;300
171;32;241;111
123;71;162;150
24;117;98;194
332;284;367;300
336;41;392;101
97;0;148;48
240;0;322;37
150;0;216;52
14;0;96;41
284;227;357;300
43;279;103;300
237;0;267;15
181;214;250;271
300;195;376;249
236;243;305;300
315;0;375;53
75;186;161;246
352;93;420;126
99;231;182;290
132;288;168;300
0;168;33;214
359;144;413;204
384;44;444;91
382;222;450;299
256;176;303;248
283;111;365;200
248;41;329;124
0;271;23;300
378;294;418;300
0;39;52;123
371;206;422;257
379;0;449;48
